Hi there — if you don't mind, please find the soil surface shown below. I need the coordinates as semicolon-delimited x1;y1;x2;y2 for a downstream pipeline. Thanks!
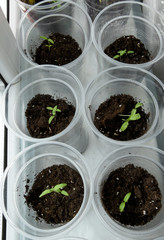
24;164;84;224
104;35;151;64
25;94;75;138
94;94;150;141
34;33;82;66
101;164;162;226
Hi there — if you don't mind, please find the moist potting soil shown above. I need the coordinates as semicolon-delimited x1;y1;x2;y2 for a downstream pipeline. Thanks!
24;164;84;224
25;94;75;138
104;35;151;64
34;33;82;66
101;164;162;226
94;94;150;141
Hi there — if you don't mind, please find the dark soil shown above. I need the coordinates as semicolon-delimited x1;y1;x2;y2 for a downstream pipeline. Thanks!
101;164;162;226
24;164;84;224
104;35;151;64
94;94;150;141
25;94;75;138
34;33;82;66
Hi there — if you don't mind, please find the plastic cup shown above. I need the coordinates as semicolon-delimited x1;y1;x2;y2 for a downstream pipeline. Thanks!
93;145;164;240
0;142;92;239
17;0;92;86
58;238;88;240
85;66;164;148
92;1;164;71
85;0;129;21
2;65;88;153
15;0;69;13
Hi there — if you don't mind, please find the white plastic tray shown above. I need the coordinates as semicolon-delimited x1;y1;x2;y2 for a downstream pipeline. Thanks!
3;0;164;239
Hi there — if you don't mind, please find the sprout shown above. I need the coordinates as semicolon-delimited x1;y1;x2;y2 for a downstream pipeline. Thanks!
46;105;61;124
119;102;143;132
40;36;55;51
39;183;69;198
113;49;134;59
119;192;131;212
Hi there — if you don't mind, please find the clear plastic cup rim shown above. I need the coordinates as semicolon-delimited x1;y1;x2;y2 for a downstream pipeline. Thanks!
92;145;164;239
92;0;164;67
14;153;87;233
25;14;87;63
85;67;162;146
17;0;92;70
12;77;79;141
96;15;163;68
15;0;69;11
2;65;84;142
0;141;93;239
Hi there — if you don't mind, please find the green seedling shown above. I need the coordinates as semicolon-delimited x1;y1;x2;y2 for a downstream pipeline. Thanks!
113;49;134;59
40;36;55;51
119;192;131;212
119;102;143;132
29;0;35;4
46;105;61;124
39;183;69;198
51;0;61;8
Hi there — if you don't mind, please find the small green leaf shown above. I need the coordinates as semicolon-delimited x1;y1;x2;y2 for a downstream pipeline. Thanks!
113;55;120;59
39;183;69;198
54;183;67;192
39;188;54;198
48;115;54;124
47;105;61;125
46;44;53;49
118;50;126;56
52;105;58;115
40;36;48;41
29;0;35;4
127;50;134;54
48;38;54;45
46;106;53;110
135;102;143;109
123;192;131;203
129;113;141;121
61;190;69;196
120;121;129;132
130;108;137;117
119;202;125;213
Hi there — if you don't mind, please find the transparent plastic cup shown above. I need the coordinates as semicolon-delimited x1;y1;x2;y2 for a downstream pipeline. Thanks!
2;65;88;153
92;1;164;71
85;0;129;21
15;0;68;13
17;0;92;86
85;66;164;147
0;142;92;239
58;238;87;240
93;145;164;240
